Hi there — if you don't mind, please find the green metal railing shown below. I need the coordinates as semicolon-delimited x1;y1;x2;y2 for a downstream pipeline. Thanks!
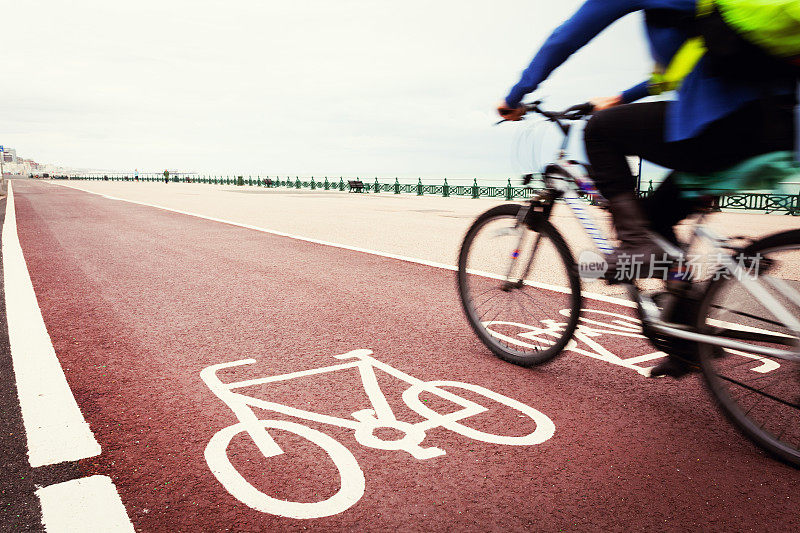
64;173;799;215
66;173;539;201
635;179;799;215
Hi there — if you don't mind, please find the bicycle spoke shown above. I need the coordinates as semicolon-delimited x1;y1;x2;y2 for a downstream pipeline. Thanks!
482;294;513;332
513;294;545;352
710;304;785;329
712;328;795;346
468;286;501;306
719;374;800;411
475;289;504;320
515;286;558;320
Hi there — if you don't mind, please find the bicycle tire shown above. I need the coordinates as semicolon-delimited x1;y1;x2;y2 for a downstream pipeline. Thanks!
457;203;582;366
696;229;800;467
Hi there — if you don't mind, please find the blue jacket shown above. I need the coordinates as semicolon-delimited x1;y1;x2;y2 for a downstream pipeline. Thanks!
505;0;795;142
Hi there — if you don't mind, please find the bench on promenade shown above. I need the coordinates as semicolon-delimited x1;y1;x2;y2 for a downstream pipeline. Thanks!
348;180;365;193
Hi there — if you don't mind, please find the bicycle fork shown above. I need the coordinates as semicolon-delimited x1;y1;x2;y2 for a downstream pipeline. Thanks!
502;198;554;289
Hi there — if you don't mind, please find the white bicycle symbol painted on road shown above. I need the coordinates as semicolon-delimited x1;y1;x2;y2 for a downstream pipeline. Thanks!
485;308;781;376
201;349;554;519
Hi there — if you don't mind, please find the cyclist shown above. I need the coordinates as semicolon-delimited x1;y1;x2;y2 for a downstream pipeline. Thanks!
497;0;796;280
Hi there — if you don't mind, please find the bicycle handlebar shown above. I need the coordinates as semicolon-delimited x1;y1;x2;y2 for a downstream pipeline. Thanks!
496;100;595;125
524;100;595;121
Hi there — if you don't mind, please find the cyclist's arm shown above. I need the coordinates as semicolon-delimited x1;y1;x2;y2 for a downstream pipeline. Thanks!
505;0;645;108
621;80;650;104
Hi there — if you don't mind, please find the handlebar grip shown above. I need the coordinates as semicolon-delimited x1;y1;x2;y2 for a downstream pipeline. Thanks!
564;102;595;116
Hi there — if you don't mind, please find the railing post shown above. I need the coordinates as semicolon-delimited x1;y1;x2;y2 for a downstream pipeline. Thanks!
324;177;329;190
472;178;479;199
311;177;316;190
505;178;513;201
394;178;400;194
374;177;380;193
417;177;423;196
340;177;345;191
443;178;449;197
295;176;301;189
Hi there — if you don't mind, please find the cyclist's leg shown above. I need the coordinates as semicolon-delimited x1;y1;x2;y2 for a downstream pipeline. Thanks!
583;97;795;280
583;102;669;279
602;96;797;376
583;101;667;199
641;174;701;245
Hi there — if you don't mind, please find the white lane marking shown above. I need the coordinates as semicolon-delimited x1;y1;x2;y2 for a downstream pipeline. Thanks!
2;182;101;467
37;475;134;532
49;181;635;308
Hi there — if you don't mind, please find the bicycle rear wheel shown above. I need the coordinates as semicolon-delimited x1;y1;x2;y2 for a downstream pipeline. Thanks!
457;204;581;366
696;229;800;466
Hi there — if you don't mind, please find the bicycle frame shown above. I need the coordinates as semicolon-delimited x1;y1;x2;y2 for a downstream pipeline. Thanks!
638;224;800;361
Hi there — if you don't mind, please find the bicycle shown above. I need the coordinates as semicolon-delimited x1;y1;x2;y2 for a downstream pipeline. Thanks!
201;349;554;519
457;100;800;466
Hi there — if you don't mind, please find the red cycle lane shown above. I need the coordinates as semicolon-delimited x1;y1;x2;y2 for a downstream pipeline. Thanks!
13;180;800;531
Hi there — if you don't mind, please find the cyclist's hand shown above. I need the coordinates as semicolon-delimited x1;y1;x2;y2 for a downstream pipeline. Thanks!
497;101;526;121
590;95;623;111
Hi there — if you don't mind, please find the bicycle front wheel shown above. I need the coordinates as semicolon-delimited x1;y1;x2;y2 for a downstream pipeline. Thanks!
696;229;800;466
458;204;581;366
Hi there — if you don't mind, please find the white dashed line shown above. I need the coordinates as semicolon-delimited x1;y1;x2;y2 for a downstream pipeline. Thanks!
37;476;134;532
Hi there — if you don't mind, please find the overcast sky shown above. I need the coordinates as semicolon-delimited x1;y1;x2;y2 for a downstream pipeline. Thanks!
1;1;654;178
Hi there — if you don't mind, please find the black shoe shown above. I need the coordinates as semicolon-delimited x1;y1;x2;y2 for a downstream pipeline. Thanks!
649;291;702;379
602;192;666;282
649;356;698;378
